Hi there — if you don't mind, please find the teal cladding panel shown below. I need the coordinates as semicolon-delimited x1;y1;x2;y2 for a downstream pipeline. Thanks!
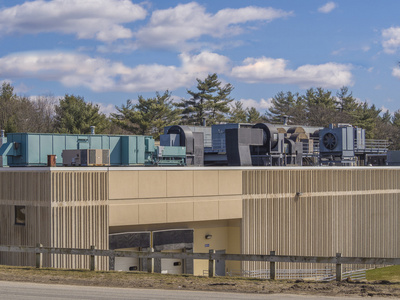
39;135;53;164
8;133;25;166
53;135;66;164
137;136;145;164
77;136;89;149
27;134;40;164
89;136;102;149
145;137;155;152
65;136;77;150
3;133;155;166
109;136;121;165
121;136;137;165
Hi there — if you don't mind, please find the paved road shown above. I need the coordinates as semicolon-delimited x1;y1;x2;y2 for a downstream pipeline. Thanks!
0;280;388;300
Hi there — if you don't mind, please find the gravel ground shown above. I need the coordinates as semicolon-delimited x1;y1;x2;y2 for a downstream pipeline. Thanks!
0;265;399;298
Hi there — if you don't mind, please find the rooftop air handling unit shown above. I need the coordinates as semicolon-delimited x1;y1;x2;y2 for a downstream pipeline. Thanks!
319;124;355;164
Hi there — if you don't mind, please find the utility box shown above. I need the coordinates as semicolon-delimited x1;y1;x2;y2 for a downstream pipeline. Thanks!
387;151;400;166
62;149;110;166
154;146;186;165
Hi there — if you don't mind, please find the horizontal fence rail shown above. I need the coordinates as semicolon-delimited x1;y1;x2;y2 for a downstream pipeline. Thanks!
0;245;399;281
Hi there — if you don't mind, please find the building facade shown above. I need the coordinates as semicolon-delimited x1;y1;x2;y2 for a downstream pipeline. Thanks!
0;166;399;275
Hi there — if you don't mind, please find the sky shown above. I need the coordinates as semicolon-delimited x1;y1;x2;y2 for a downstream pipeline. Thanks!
0;0;400;116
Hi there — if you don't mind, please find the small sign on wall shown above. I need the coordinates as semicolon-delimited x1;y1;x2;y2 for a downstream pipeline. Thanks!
205;244;210;247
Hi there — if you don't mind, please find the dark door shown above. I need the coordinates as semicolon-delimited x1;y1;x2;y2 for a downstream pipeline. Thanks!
215;250;226;276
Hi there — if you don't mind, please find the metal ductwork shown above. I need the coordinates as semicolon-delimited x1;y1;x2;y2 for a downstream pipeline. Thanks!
253;123;279;149
167;125;194;155
164;125;204;165
225;128;263;166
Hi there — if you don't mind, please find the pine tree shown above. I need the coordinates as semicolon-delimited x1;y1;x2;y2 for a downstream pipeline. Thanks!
112;91;179;139
266;91;307;124
228;101;247;123
304;87;337;126
54;94;109;134
176;74;233;126
246;107;263;123
354;102;381;139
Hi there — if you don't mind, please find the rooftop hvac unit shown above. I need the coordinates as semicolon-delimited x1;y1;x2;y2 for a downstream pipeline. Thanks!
62;149;110;166
319;125;354;158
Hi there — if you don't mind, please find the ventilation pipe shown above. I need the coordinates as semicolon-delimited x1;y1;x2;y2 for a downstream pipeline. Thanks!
90;126;95;135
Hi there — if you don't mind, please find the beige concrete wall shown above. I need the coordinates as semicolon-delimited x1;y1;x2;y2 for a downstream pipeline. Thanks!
0;171;52;267
108;169;243;227
0;170;108;270
242;168;400;271
50;171;109;270
192;220;241;276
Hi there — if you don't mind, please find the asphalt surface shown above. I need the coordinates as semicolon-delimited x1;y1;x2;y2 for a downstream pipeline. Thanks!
0;280;388;300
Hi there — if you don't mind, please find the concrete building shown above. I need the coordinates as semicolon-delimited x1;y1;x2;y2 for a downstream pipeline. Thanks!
0;166;399;275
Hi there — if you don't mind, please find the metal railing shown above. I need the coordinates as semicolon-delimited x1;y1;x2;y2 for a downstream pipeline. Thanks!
363;139;390;153
227;268;334;280
321;269;366;282
0;245;398;281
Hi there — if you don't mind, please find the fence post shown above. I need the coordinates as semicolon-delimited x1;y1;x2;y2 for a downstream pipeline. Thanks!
109;253;115;271
35;243;43;269
147;248;154;273
208;249;215;277
270;251;276;280
90;245;96;271
336;253;342;281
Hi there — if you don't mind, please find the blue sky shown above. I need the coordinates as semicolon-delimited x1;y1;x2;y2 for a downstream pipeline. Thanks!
0;0;400;116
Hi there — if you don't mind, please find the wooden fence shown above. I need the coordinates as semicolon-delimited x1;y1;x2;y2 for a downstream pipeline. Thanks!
1;244;399;281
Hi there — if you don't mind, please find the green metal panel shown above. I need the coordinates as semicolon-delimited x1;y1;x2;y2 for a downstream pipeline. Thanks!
65;135;77;150
53;135;67;164
40;135;53;164
101;136;110;150
109;136;121;165
1;132;158;167
77;136;89;149
159;146;186;156
89;136;102;149
121;136;138;165
136;136;145;164
9;133;25;166
145;137;154;152
131;136;137;164
27;134;40;165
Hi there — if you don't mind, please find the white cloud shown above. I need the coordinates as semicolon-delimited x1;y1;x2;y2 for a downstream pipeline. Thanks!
239;98;272;111
380;105;390;114
0;0;147;42
0;51;231;93
318;2;336;13
392;67;400;79
95;102;117;116
382;27;400;54
231;57;353;88
134;2;293;50
361;46;370;52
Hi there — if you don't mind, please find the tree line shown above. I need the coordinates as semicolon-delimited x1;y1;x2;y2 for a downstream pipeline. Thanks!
1;74;399;149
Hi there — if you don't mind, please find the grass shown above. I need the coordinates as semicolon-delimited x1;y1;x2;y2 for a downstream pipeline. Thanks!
366;265;400;282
